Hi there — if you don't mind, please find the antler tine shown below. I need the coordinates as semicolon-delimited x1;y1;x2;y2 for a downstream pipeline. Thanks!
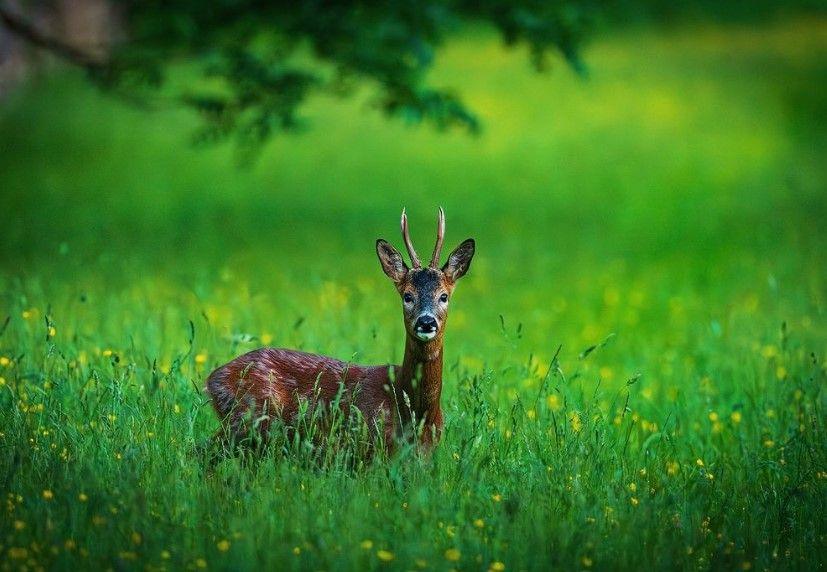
429;206;445;268
400;208;421;268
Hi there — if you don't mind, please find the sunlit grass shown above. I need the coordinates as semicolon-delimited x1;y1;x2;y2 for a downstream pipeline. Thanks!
1;17;826;571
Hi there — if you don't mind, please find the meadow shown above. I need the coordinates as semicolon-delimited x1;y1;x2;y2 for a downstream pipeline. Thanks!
1;16;826;571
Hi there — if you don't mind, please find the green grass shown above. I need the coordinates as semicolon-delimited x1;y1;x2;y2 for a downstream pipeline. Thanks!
1;17;826;571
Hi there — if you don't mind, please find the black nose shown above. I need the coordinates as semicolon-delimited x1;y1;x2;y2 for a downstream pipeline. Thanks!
415;315;438;332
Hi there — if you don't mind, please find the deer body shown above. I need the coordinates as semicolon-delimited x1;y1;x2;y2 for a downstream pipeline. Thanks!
205;332;444;448
205;209;474;451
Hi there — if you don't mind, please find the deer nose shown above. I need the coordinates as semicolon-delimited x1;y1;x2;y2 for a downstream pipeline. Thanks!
415;315;438;335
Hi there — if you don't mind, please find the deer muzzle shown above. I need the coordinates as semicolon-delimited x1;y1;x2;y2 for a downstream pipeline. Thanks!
414;314;439;341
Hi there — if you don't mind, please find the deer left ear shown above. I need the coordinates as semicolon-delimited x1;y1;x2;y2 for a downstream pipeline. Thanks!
376;239;408;284
442;238;475;282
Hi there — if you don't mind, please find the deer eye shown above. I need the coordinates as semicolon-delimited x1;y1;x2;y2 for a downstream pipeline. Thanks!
403;293;414;304
439;293;449;303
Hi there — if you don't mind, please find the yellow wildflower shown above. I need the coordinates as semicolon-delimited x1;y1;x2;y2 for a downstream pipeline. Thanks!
216;540;230;552
42;489;54;500
731;411;742;424
195;353;207;364
0;357;9;366
582;556;594;567
569;412;582;433
490;561;506;571
630;497;639;506
360;540;373;550
474;518;485;528
14;520;25;530
78;492;88;502
546;394;561;411
377;549;395;562
445;548;461;561
196;558;207;568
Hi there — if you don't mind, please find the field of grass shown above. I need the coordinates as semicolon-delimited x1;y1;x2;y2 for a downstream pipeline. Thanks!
1;16;826;571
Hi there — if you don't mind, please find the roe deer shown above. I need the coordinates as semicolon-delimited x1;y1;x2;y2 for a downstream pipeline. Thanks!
205;208;475;451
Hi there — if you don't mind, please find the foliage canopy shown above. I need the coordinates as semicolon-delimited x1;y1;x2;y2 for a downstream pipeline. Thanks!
2;1;593;152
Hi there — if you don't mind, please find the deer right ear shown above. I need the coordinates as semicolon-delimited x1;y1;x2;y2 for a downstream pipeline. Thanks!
376;239;408;283
442;238;475;282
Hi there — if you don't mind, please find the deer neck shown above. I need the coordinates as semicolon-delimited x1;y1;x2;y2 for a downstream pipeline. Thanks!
396;334;444;424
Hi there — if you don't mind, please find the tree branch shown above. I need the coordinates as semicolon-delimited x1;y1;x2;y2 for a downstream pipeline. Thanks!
0;3;106;70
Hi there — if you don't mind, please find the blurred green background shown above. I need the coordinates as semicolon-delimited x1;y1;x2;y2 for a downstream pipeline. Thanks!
0;6;825;571
2;17;824;364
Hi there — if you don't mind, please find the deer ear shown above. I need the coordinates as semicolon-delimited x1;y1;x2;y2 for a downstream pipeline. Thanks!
442;238;475;282
376;239;408;283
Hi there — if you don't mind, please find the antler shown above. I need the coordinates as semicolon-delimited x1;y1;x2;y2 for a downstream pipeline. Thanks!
429;206;445;268
400;208;421;268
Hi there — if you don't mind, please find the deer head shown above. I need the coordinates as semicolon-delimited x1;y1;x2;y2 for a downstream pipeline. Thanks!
376;208;475;343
